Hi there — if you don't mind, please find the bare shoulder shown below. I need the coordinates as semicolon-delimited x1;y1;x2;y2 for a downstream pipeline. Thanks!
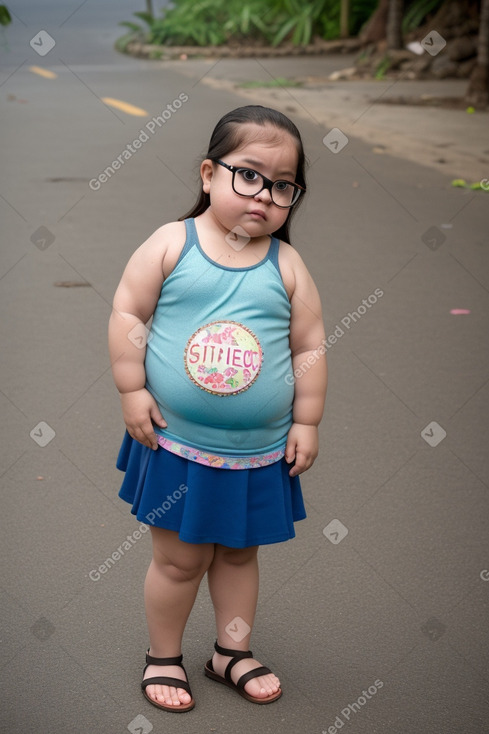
114;220;187;321
159;220;187;279
277;240;313;301
131;219;186;279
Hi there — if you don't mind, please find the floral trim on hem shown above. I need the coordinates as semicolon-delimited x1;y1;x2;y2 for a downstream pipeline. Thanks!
156;435;284;470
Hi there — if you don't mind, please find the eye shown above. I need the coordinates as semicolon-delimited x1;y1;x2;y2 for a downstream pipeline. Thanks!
275;181;290;191
239;169;259;182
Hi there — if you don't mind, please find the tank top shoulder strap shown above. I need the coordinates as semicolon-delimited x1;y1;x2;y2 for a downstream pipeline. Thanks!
267;236;281;274
174;218;198;266
179;218;281;273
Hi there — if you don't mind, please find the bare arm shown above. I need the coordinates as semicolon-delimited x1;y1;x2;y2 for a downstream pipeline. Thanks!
108;225;175;449
283;247;327;477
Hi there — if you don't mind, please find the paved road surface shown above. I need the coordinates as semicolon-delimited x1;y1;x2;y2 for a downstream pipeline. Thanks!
1;3;488;733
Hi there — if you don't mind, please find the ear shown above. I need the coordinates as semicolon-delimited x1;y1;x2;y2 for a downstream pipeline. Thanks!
200;159;214;194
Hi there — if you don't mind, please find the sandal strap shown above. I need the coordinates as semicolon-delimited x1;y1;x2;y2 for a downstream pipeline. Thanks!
141;675;192;696
236;666;272;692
214;640;253;683
145;650;183;666
214;640;253;659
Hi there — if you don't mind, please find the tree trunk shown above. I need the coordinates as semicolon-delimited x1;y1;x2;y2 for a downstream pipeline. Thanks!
465;0;489;107
359;0;389;44
340;0;350;38
386;0;403;49
146;0;154;19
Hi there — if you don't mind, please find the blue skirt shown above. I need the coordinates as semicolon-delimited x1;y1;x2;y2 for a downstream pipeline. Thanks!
116;431;306;548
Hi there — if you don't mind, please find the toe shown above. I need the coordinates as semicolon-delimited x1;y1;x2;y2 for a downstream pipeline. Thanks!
262;673;280;695
145;684;157;703
245;673;280;699
269;673;280;692
178;687;191;704
213;653;280;700
143;663;192;707
244;678;268;698
159;685;173;705
147;684;183;707
167;686;182;706
147;684;167;705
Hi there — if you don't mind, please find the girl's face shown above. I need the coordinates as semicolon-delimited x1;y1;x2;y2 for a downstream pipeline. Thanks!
200;124;300;239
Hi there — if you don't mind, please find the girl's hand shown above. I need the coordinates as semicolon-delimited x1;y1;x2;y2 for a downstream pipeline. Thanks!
285;423;319;477
120;388;167;450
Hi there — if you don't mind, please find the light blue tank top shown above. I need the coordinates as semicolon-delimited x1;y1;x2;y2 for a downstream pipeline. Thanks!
144;218;294;468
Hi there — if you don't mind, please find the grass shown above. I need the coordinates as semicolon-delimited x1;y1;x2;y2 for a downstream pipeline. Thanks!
239;77;303;88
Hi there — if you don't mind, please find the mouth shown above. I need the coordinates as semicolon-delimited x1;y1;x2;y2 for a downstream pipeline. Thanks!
248;209;267;220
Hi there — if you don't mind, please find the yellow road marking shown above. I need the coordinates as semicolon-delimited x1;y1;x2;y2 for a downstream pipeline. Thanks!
101;97;148;117
29;66;57;79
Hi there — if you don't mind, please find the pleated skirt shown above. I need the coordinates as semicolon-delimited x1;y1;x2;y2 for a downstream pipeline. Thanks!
116;431;306;548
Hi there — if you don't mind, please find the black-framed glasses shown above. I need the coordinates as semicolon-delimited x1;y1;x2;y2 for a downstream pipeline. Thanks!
213;159;305;208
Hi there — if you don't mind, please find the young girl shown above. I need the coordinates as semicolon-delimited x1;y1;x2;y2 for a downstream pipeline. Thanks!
108;105;327;713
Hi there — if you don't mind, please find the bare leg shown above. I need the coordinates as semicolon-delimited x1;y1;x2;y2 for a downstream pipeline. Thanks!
206;545;280;699
143;527;215;707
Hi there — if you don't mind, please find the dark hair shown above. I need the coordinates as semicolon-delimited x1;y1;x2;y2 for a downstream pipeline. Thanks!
179;105;306;244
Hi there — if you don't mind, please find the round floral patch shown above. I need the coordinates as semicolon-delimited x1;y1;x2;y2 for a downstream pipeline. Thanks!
184;320;263;395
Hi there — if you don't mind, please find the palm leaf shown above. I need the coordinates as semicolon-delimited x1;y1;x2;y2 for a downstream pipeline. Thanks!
272;16;297;45
118;21;143;32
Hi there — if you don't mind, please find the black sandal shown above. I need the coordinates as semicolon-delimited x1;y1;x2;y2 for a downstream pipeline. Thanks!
204;640;282;704
141;650;195;712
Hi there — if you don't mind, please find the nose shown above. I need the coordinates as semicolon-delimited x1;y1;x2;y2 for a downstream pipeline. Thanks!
254;187;272;204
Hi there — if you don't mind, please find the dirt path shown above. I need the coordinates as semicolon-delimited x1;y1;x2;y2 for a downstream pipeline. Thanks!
199;71;489;183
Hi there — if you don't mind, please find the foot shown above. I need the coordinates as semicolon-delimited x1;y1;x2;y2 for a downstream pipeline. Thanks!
143;660;192;708
212;650;281;699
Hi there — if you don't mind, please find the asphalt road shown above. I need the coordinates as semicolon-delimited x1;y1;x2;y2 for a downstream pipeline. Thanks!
1;3;488;734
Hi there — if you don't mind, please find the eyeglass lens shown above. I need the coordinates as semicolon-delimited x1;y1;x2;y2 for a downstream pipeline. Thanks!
233;168;299;207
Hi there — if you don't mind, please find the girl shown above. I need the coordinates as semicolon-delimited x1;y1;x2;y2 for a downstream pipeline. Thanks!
108;105;327;713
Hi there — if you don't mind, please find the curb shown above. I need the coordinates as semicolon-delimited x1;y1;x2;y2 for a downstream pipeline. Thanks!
117;36;363;61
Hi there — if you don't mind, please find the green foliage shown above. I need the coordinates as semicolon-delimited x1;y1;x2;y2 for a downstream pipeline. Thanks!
451;179;489;191
119;0;378;47
402;0;445;33
349;0;378;35
0;4;12;25
239;77;303;88
374;56;391;79
119;21;144;33
118;0;441;49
